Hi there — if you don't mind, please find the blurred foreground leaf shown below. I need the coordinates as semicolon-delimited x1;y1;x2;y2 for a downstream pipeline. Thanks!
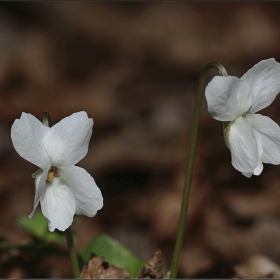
17;211;65;243
80;233;145;278
0;239;68;278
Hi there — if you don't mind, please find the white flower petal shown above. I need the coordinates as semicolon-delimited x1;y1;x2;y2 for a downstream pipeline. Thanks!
40;177;76;232
43;112;93;166
251;129;263;176
60;166;103;217
225;116;258;173
245;113;280;165
241;58;280;113
242;172;253;178
28;167;49;219
11;113;52;169
205;76;252;121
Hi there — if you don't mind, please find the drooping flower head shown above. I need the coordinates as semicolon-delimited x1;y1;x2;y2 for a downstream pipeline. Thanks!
11;111;103;231
205;58;280;177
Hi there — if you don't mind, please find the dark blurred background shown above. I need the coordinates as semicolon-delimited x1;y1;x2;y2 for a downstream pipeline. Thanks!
1;2;280;278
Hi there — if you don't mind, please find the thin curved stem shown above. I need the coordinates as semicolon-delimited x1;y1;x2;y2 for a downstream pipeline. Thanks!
43;112;51;126
169;62;228;278
65;227;80;278
42;112;80;278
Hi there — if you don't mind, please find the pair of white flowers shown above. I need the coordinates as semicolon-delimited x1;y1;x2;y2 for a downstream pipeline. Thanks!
10;58;280;232
206;58;280;177
11;111;103;232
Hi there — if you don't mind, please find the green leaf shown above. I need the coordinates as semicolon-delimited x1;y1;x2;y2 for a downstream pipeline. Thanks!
17;211;65;243
80;233;145;278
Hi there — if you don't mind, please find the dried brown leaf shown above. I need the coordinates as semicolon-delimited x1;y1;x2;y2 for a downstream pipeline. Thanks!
137;248;164;279
234;254;280;278
80;256;130;279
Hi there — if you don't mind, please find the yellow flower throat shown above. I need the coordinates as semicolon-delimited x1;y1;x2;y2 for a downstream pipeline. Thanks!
47;166;57;183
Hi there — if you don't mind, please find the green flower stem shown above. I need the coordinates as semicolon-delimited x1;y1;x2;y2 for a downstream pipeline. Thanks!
42;112;80;278
65;226;80;278
43;112;51;127
169;62;228;278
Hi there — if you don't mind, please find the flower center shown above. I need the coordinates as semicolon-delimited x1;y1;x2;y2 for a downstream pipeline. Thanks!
47;166;57;183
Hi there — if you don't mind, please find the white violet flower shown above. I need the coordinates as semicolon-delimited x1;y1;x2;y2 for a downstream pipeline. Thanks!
205;58;280;177
11;111;103;231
